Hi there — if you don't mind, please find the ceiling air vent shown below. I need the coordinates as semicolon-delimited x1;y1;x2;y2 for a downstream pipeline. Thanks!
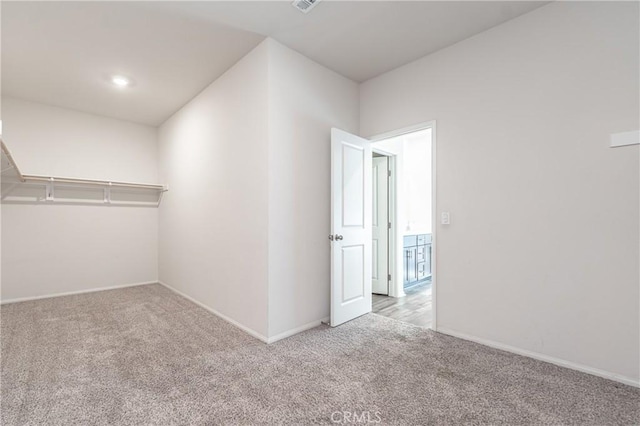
292;0;321;14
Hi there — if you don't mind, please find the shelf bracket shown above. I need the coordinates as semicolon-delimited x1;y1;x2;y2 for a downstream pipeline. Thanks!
45;178;55;201
104;182;112;204
1;183;19;200
156;189;164;207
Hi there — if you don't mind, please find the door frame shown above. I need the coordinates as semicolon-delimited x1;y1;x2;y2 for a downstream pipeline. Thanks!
369;121;437;331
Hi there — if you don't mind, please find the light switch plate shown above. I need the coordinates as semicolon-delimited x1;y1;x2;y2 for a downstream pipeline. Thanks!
441;212;450;225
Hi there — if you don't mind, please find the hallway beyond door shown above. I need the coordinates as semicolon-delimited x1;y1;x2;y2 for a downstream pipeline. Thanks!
372;280;432;328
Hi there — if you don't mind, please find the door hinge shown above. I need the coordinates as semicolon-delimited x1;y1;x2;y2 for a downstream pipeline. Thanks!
388;170;391;177
388;274;392;281
388;222;392;229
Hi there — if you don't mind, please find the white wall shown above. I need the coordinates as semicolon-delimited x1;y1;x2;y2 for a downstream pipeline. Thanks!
157;39;359;342
361;1;640;384
1;98;159;301
158;41;270;339
266;40;359;339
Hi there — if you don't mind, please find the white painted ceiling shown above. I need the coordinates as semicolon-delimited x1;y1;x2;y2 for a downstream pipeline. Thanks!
2;1;547;126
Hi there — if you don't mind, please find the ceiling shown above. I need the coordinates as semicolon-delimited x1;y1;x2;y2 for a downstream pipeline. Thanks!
2;1;548;126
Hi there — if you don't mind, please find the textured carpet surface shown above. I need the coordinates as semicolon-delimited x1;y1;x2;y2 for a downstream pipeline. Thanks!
1;284;638;425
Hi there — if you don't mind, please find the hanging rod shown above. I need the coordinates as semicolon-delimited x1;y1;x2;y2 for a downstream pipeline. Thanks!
1;137;166;192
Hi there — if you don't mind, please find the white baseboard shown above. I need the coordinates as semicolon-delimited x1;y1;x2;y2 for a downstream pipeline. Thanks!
267;317;330;344
0;281;158;305
158;281;269;343
437;327;639;388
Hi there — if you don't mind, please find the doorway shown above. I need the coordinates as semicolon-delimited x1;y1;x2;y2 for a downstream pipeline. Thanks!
370;124;435;329
328;123;436;330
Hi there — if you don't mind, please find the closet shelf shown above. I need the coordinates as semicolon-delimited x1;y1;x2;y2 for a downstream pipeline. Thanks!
1;138;167;206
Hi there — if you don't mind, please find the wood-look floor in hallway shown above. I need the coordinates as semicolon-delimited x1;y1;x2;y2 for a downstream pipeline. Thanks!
372;280;432;328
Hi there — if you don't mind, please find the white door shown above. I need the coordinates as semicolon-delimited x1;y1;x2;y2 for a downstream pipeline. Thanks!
330;128;372;327
372;156;389;295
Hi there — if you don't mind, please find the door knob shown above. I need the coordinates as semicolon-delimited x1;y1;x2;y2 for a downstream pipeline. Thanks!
328;235;334;241
335;235;343;240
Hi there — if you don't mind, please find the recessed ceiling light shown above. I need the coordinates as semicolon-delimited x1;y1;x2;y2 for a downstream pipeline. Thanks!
111;76;130;87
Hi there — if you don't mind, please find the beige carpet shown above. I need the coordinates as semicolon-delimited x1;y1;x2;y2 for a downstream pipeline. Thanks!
1;284;638;425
